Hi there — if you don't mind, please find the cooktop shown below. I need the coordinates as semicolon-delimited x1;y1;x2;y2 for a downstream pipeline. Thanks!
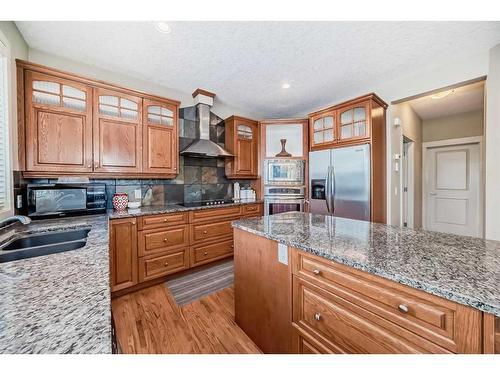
179;199;234;208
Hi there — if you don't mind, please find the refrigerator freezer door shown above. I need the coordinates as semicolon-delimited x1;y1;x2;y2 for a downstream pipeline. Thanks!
331;144;371;221
309;149;331;215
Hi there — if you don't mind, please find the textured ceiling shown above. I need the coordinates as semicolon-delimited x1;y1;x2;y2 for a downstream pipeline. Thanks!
409;81;484;120
15;21;500;118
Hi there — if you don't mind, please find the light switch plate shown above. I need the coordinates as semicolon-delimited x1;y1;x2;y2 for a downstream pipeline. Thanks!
134;189;142;199
278;243;288;265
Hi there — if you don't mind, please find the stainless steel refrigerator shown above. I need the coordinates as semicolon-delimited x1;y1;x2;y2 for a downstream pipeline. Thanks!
309;144;371;221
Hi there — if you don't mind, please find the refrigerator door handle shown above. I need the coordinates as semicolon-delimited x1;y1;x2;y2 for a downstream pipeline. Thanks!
331;166;335;214
325;166;331;213
325;166;334;213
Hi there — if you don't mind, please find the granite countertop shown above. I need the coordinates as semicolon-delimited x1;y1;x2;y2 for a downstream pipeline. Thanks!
108;199;263;219
232;212;500;317
0;215;111;354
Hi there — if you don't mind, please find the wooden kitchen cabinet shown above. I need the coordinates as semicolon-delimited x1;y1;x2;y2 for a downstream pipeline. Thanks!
93;87;143;173
142;98;178;175
309;110;336;150
17;60;181;178
291;249;483;354
337;102;370;142
225;116;259;179
24;70;93;173
109;218;138;292
308;93;386;150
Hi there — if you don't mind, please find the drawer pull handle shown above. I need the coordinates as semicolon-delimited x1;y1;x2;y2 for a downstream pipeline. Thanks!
312;269;321;275
163;238;168;242
230;245;234;249
163;218;168;222
398;304;409;313
314;313;321;321
164;262;169;267
204;252;208;256
203;230;208;234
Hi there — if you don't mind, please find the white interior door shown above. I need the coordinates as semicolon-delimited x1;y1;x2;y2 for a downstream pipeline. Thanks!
425;142;481;237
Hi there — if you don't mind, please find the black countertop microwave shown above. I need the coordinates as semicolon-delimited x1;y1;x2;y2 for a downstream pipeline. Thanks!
27;183;107;219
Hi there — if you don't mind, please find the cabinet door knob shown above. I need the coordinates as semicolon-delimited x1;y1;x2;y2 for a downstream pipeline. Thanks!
230;245;234;249
87;164;91;168
164;218;168;222
312;269;321;275
163;238;168;242
131;220;136;225
314;313;321;321
164;262;169;267
204;252;208;256
203;230;208;234
398;304;409;313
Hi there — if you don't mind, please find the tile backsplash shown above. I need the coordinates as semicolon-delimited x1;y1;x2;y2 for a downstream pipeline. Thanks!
13;105;253;211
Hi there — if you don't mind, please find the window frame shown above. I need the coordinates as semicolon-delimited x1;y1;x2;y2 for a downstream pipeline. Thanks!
0;30;13;218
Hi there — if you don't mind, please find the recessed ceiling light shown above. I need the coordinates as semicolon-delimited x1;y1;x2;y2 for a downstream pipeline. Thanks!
155;22;171;34
281;83;291;89
430;89;453;100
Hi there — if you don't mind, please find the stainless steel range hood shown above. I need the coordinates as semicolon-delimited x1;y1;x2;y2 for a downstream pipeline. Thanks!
180;90;233;158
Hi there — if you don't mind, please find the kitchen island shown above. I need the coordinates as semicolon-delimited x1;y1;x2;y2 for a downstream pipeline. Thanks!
232;212;500;354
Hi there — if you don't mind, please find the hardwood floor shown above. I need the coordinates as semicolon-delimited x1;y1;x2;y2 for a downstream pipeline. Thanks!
112;284;262;354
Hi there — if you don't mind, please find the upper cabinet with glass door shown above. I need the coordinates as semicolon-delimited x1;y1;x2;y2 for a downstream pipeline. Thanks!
308;94;387;151
142;98;179;175
338;102;369;142
93;88;143;173
24;70;93;173
310;110;336;150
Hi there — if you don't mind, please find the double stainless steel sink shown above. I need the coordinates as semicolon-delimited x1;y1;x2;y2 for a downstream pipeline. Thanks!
0;229;90;263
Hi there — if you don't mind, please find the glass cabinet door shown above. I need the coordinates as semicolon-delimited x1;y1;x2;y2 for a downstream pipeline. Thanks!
339;103;368;140
311;112;335;146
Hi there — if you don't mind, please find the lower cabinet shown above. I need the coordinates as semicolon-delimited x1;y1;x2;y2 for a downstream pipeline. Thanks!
291;249;483;354
138;248;190;282
109;218;138;292
232;229;488;354
190;237;234;267
110;203;264;295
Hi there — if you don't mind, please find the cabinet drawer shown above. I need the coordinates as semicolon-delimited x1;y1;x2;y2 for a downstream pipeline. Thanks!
138;249;189;282
292;324;336;354
191;238;234;266
138;225;189;257
191;220;234;243
242;203;262;217
137;212;188;230
293;277;449;354
189;206;242;223
292;250;482;353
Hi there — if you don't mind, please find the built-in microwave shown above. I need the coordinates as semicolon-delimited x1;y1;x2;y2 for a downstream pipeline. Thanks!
27;184;107;219
264;159;305;186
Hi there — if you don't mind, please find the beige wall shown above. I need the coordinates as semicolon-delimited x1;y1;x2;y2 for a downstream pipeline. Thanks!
422;109;484;142
485;43;500;241
393;103;423;229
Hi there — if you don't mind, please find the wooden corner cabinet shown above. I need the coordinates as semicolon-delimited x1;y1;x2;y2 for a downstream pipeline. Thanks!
308;93;386;151
224;116;259;179
17;60;180;178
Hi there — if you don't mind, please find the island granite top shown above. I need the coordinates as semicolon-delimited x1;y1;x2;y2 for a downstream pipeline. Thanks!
0;215;111;354
107;199;263;219
232;212;500;317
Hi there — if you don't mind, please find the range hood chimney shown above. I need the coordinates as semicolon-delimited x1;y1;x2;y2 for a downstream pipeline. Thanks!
180;89;233;158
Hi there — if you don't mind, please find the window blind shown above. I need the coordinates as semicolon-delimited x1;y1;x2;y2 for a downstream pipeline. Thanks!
0;54;9;212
